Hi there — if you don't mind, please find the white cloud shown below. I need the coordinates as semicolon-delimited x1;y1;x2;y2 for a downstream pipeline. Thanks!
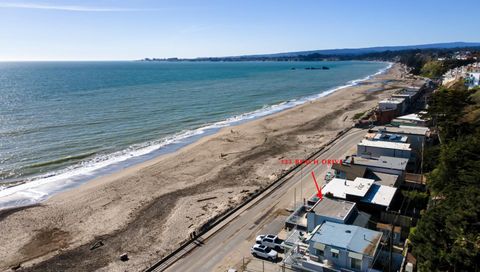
0;2;150;12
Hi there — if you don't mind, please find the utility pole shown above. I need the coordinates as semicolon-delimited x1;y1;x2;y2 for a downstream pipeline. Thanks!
300;163;304;202
294;187;296;210
421;141;425;176
389;224;394;272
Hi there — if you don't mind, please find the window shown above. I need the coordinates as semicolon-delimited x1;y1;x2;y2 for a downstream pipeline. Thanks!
316;249;324;256
351;258;361;270
330;248;340;258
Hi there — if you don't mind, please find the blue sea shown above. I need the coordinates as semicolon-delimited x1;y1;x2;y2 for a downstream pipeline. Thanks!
0;61;389;208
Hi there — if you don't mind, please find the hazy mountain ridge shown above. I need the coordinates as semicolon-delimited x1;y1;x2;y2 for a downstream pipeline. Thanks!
238;42;480;58
142;42;480;61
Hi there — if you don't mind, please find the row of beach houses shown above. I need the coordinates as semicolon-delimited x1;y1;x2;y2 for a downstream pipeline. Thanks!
373;85;429;126
280;85;431;271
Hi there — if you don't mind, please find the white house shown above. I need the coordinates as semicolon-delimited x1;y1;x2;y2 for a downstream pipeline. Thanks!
378;98;406;114
306;222;383;272
357;139;411;159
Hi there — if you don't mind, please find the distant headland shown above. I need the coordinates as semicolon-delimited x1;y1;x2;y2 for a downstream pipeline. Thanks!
141;42;480;62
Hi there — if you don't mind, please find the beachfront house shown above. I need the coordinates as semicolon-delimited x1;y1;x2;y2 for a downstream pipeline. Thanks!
375;93;422;125
306;222;383;272
361;132;410;146
323;177;397;211
391;113;428;127
331;161;367;180
306;198;357;232
353;156;408;177
367;132;408;144
332;156;407;187
285;194;372;231
370;126;429;152
391;87;421;106
357;139;411;160
378;98;406;114
375;107;399;125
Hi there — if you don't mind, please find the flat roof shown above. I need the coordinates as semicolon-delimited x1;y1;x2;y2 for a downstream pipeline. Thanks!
391;120;425;127
372;133;408;143
310;221;383;257
392;93;414;99
396;87;420;93
324;178;374;198
405;86;421;91
351;211;372;228
310;197;356;221
331;163;367;180
379;98;405;104
373;126;430;136
368;171;399;187
396;113;424;122
353;155;408;171
392;89;418;98
358;139;411;151
362;183;397;207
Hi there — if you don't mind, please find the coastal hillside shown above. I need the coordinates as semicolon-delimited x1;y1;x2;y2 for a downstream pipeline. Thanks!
238;42;480;58
142;42;480;62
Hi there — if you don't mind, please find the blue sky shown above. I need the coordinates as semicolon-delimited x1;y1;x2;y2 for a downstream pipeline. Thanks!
0;0;478;60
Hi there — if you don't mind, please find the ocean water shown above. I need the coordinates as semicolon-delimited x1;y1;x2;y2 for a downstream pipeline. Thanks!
0;61;389;208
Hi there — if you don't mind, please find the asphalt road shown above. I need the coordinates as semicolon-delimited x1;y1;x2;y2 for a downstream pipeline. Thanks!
164;128;368;272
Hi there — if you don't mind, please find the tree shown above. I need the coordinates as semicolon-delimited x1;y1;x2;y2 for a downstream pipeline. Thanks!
423;81;474;142
411;84;480;271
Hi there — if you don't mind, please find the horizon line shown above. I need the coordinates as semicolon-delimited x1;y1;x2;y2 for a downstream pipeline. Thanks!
1;41;479;62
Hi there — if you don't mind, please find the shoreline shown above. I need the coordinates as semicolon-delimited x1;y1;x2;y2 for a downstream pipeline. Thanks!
0;61;392;211
0;62;425;271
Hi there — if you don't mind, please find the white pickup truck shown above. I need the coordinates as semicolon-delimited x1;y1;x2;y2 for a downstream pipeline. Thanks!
255;234;283;251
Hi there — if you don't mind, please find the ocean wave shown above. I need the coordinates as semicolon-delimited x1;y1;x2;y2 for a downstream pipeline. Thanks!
0;62;392;210
28;152;98;168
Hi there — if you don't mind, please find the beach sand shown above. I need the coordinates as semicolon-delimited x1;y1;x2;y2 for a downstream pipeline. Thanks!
0;63;425;271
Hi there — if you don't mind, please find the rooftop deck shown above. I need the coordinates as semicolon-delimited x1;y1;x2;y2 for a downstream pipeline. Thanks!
358;139;411;151
353;156;408;171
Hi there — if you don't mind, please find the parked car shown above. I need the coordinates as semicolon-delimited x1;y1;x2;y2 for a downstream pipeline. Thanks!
251;244;277;261
255;234;283;250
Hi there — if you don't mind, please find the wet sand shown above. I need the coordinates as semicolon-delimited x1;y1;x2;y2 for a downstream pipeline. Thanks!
0;63;425;271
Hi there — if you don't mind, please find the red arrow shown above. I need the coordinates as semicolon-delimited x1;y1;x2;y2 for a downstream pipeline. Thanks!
311;171;323;200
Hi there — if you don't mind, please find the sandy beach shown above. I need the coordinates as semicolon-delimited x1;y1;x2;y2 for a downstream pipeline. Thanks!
0;63;425;271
